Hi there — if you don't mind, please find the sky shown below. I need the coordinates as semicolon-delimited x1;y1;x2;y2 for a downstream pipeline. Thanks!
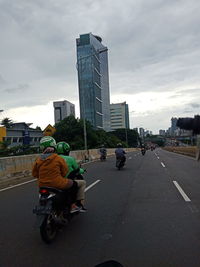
0;0;200;134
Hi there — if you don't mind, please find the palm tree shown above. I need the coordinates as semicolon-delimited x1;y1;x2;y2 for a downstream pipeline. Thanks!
1;117;13;128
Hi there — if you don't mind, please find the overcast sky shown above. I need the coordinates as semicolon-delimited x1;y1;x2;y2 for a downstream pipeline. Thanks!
1;0;200;134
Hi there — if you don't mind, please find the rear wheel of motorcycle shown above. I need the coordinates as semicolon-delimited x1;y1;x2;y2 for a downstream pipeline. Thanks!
40;214;57;244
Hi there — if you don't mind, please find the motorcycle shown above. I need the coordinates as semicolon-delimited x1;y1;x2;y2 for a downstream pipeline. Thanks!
33;187;79;244
116;156;125;170
100;152;107;161
141;148;146;155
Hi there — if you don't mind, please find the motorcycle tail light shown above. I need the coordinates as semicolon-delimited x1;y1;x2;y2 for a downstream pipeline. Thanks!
40;189;49;194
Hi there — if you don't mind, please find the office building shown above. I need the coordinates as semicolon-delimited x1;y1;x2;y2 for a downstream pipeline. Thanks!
76;33;111;131
159;129;166;136
53;100;75;124
1;122;43;147
110;102;130;130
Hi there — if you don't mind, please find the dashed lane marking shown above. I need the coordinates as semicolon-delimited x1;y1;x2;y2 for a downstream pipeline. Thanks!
85;180;101;192
161;162;166;168
173;181;191;202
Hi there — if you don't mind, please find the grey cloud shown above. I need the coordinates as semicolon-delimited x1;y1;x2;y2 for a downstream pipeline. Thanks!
183;109;193;114
4;83;29;93
0;74;6;85
189;103;200;109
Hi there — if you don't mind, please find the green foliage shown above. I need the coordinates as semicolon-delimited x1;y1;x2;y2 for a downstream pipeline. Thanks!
0;144;40;157
53;115;86;150
0;140;10;150
53;116;132;149
110;128;139;147
145;135;166;147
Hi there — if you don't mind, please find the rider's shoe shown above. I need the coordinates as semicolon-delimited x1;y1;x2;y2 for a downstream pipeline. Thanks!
70;204;81;213
79;205;87;213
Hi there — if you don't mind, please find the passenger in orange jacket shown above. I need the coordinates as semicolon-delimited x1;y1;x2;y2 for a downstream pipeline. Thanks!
32;136;79;213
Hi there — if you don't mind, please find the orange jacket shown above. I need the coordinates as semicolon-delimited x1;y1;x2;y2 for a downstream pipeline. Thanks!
32;153;69;189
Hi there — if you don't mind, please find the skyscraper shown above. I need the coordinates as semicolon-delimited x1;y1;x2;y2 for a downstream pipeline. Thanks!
76;33;111;131
53;100;75;124
171;117;178;135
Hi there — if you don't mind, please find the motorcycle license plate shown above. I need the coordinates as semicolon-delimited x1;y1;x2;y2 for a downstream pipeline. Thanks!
33;206;51;215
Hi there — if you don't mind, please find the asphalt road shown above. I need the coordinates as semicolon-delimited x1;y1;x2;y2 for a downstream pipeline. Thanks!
1;149;200;267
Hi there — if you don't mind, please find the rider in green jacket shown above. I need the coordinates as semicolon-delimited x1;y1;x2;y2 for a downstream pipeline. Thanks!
57;141;87;212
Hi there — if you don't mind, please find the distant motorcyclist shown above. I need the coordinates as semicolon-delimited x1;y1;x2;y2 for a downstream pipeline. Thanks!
99;144;107;161
57;141;87;212
115;143;126;164
32;136;79;213
141;143;146;155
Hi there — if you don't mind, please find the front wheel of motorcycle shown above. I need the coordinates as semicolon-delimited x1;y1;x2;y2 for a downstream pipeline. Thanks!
40;214;57;244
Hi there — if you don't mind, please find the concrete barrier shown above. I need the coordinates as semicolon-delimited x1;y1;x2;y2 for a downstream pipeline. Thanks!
0;148;137;189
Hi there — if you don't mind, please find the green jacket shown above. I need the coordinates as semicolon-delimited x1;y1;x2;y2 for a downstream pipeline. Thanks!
59;155;84;178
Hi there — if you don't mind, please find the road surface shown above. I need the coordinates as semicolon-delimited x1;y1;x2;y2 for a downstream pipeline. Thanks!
1;149;200;267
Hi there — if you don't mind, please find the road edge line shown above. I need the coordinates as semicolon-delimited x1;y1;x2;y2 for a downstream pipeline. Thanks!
0;179;37;192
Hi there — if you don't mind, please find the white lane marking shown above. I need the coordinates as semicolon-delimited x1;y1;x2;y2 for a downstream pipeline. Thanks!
173;181;191;202
157;157;160;159
0;179;37;192
0;178;101;193
128;157;132;160
85;179;101;192
161;162;165;168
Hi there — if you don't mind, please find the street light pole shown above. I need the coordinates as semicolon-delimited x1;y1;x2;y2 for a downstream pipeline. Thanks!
80;58;88;152
125;126;128;147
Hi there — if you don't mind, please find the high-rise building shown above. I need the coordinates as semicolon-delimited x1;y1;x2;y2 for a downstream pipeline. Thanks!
76;33;111;131
110;102;130;130
139;127;145;138
53;100;75;124
171;117;178;135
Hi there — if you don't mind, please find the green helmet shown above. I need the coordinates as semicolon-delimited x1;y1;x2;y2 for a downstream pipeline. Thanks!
40;136;57;151
57;142;70;154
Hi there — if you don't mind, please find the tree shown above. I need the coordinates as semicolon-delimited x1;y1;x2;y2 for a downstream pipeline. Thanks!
53;115;125;150
53;115;87;150
110;129;139;147
1;117;13;128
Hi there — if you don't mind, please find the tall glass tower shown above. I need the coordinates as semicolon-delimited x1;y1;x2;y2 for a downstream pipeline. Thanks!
76;33;111;131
